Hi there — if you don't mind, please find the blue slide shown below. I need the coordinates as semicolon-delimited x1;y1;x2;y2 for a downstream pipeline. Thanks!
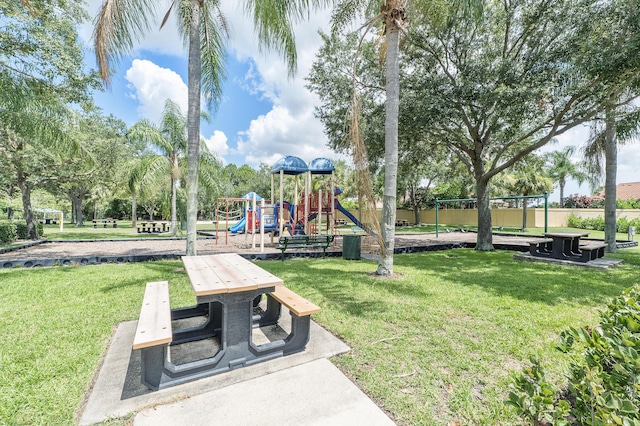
335;201;376;236
228;216;246;233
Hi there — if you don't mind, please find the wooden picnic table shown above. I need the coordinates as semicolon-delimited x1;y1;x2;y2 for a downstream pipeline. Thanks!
132;253;321;390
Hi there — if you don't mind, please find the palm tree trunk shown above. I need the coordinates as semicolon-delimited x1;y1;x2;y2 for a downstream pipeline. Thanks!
377;3;402;276
604;107;617;253
185;0;202;256
131;194;137;228
522;198;528;231
171;177;178;237
559;180;565;208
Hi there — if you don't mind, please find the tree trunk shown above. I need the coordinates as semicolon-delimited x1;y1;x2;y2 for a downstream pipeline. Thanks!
18;179;37;239
185;0;202;256
377;3;402;276
522;198;528;231
7;186;15;220
171;176;178;237
604;107;617;253
475;177;494;250
70;192;85;226
411;184;420;225
131;194;137;228
559;179;565;208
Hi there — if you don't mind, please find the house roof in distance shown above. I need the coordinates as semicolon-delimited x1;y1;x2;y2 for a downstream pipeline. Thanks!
594;181;640;200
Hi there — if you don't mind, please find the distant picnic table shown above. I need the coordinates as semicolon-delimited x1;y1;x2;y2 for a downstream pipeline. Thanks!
137;221;168;233
93;219;117;229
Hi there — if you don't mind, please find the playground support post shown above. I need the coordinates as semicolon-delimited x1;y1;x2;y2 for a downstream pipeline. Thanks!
260;198;265;252
251;193;257;249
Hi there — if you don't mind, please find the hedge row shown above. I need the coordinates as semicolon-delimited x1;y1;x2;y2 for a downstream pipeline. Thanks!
0;221;43;243
567;214;640;234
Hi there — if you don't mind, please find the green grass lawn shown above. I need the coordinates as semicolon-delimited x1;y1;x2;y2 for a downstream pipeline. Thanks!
1;249;639;425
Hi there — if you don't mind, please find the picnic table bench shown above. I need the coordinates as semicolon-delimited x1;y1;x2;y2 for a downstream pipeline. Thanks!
93;219;117;228
276;235;335;260
132;254;321;390
577;242;607;262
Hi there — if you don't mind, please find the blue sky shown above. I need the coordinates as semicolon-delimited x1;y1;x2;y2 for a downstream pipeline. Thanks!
78;1;638;204
79;1;341;168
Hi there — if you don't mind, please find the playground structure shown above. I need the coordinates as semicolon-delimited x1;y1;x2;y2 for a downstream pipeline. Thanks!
215;156;371;251
270;156;370;236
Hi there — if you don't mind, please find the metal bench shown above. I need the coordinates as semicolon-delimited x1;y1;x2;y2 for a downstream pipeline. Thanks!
276;235;335;260
578;242;607;262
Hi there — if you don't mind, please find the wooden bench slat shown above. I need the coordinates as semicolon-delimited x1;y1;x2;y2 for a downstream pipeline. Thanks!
580;243;607;250
133;281;172;350
270;285;321;317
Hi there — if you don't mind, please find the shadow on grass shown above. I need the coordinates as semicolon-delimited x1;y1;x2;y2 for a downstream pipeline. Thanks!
261;249;638;312
394;249;637;307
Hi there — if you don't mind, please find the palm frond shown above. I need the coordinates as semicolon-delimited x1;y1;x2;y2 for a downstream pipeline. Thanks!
200;1;227;108
93;0;159;86
244;0;328;76
127;119;172;155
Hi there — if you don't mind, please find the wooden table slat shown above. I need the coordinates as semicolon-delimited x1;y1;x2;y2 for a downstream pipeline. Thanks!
201;255;257;293
214;253;283;288
182;256;227;296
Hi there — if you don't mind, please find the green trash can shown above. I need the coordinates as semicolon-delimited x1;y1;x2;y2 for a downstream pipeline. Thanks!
342;234;361;260
180;220;187;230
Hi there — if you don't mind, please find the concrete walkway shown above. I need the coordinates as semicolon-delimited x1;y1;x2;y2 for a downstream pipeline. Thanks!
78;311;395;426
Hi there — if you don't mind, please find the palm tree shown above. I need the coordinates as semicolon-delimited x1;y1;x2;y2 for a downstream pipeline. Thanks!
331;0;480;275
582;105;640;252
128;99;221;237
128;99;190;236
545;146;587;208
94;0;329;255
508;156;553;231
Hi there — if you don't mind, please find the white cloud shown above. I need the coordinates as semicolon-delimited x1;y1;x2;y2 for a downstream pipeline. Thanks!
205;130;230;158
125;59;188;123
220;4;340;166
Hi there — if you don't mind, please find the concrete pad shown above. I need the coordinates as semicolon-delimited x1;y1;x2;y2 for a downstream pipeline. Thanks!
513;252;624;269
133;358;395;426
78;311;352;425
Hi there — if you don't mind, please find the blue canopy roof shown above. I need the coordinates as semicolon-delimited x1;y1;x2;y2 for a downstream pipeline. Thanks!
241;192;263;200
308;158;335;175
271;156;308;175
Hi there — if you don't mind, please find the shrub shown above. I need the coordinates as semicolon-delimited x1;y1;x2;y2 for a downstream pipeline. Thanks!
0;221;17;243
14;222;43;239
508;285;640;425
567;214;582;228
